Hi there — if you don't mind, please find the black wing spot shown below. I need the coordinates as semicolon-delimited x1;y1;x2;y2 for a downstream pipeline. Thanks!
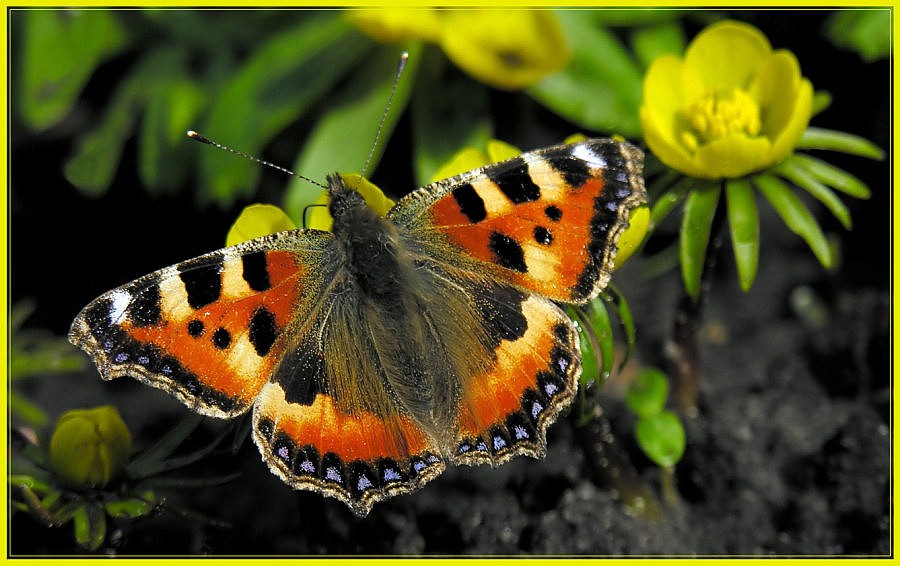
249;307;278;357
128;283;162;327
212;328;231;350
242;251;271;292
451;183;487;223
187;320;204;337
489;231;527;273
545;205;563;222
490;158;541;203
179;259;223;309
534;226;553;245
547;151;593;188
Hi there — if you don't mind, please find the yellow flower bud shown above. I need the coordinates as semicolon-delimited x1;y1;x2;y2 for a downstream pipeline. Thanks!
50;406;131;488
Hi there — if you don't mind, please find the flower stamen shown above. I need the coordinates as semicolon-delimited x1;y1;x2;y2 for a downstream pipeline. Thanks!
685;89;761;147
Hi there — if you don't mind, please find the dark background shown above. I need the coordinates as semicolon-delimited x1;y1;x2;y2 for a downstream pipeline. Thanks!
10;9;891;555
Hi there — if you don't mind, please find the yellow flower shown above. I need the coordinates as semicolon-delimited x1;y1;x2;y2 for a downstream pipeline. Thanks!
226;204;297;246
348;9;570;90
346;8;441;43
50;406;132;488
640;20;814;179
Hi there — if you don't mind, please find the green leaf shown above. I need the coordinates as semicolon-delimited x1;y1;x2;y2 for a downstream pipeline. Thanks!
797;127;884;160
725;179;759;292
285;44;420;224
412;45;492;187
529;10;643;137
626;368;669;419
126;414;203;479
774;159;852;229
826;9;891;62
18;10;129;130
679;184;721;300
789;153;872;199
755;173;833;268
635;410;686;468
64;47;185;196
9;393;49;428
579;9;687;27
199;14;371;206
140;77;206;193
630;21;685;70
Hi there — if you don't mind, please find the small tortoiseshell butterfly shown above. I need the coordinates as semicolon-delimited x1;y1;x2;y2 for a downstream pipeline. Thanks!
69;138;647;516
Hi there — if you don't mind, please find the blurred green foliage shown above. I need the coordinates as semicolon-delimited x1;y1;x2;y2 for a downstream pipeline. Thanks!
16;9;686;216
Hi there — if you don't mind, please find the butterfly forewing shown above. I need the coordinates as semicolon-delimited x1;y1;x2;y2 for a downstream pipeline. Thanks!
390;139;646;303
69;231;332;418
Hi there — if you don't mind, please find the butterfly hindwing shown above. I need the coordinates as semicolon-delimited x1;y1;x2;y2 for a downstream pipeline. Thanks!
69;230;332;418
451;285;580;466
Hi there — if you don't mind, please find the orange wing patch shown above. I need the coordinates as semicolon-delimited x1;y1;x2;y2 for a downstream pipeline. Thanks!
424;139;645;303
453;295;579;466
253;382;445;517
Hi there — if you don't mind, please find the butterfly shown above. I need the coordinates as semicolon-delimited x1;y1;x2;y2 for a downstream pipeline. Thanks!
69;138;647;517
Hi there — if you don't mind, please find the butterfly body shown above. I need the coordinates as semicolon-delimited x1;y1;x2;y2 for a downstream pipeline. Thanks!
70;138;646;516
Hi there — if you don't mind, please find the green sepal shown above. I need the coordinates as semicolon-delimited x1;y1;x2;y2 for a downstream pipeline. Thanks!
725;179;759;292
797;127;884;160
774;158;852;229
789;153;872;199
755;173;832;268
680;183;721;300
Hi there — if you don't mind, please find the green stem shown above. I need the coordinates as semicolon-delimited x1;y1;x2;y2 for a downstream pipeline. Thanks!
669;180;728;417
575;415;662;520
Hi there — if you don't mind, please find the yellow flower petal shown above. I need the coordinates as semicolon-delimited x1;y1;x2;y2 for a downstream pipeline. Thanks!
691;134;772;179
306;189;333;232
429;147;490;183
485;139;521;163
439;10;570;90
770;77;813;161
346;9;442;43
683;20;772;90
750;51;813;161
226;204;297;246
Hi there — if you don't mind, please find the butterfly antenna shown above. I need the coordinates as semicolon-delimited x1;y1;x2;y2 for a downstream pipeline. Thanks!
186;130;327;189
357;51;409;182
